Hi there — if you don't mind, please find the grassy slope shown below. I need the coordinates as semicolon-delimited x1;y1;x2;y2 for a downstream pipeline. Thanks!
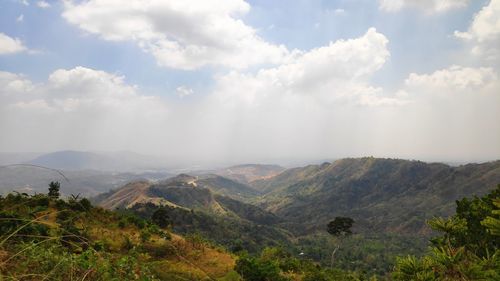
0;193;238;280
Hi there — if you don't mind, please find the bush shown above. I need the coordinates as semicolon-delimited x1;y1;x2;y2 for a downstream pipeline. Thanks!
235;254;288;281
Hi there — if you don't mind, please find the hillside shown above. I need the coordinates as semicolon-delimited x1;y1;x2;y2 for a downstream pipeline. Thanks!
95;174;268;216
196;174;261;200
0;192;238;280
253;158;500;235
213;164;285;185
94;174;289;253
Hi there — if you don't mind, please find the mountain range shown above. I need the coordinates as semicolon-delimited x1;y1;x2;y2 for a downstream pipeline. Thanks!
94;157;500;236
253;157;500;234
3;154;499;275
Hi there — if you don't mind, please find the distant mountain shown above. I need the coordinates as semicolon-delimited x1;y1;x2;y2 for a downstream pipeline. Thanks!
0;165;171;197
0;152;42;166
253;157;500;235
213;164;285;184
28;150;170;172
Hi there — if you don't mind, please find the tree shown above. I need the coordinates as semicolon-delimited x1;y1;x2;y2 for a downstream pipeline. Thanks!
48;181;60;199
327;217;354;236
235;253;286;281
327;216;354;268
151;207;173;228
392;185;500;280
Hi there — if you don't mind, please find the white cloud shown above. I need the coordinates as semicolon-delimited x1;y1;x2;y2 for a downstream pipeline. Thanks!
391;65;500;161
62;0;289;70
379;0;468;13
16;14;24;23
0;33;27;55
0;67;170;153
455;0;500;61
334;9;345;15
36;1;51;8
405;65;498;94
0;29;411;162
176;86;193;98
213;28;401;107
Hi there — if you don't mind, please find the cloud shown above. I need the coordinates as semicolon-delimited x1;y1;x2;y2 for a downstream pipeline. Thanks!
0;33;28;55
16;14;24;23
176;86;193;98
405;65;498;94
379;0;468;13
182;28;421;162
455;0;500;61
0;67;169;153
392;65;500;160
0;29;411;163
334;9;346;15
213;28;402;107
62;0;289;70
37;1;51;8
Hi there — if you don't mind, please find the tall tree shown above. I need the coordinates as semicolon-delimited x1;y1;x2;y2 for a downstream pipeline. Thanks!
48;181;60;199
327;216;354;268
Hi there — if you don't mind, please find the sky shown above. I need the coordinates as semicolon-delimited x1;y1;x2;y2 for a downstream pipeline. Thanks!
0;0;499;165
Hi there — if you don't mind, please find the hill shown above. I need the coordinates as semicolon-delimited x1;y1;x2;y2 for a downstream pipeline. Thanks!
95;174;268;215
253;157;500;235
0;192;239;280
213;164;285;185
93;174;289;253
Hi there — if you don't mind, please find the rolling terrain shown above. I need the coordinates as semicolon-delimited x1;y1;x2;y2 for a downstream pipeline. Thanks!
93;174;290;252
252;157;500;234
77;157;500;275
212;164;285;185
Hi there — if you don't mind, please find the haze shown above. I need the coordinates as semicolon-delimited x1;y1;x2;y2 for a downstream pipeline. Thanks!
1;0;499;165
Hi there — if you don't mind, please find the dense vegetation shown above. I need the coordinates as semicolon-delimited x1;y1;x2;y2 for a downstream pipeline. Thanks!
128;202;292;254
0;185;240;280
2;158;499;280
254;158;500;235
392;185;500;280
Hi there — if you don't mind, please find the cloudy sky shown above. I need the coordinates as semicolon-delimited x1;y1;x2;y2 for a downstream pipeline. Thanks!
0;0;499;165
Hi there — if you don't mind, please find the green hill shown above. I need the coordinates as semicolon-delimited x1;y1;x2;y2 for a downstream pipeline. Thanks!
253;158;500;235
93;174;290;253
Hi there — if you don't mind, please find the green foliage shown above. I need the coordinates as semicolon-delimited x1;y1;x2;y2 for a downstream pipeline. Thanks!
129;202;292;254
327;217;354;237
151;207;173;228
392;184;500;280
48;181;60;198
235;247;374;281
0;190;232;280
481;199;500;236
235;253;287;281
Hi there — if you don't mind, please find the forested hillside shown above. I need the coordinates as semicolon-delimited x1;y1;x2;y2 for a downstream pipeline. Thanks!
87;158;500;277
253;158;500;234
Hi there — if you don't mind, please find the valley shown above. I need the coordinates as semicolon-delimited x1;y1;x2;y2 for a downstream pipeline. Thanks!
90;157;500;276
1;155;499;279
